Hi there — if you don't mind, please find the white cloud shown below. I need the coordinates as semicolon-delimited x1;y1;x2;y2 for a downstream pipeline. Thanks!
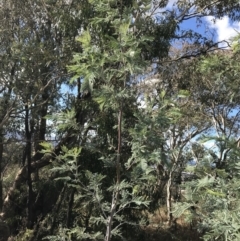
166;0;177;9
203;139;215;149
205;16;240;46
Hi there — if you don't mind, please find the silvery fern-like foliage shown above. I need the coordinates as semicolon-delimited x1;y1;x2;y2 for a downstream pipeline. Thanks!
173;158;240;241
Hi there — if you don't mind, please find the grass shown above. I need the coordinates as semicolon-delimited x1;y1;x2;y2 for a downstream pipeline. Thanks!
131;207;203;241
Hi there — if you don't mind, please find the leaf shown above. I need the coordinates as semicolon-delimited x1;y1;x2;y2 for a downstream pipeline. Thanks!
119;22;130;36
94;96;107;111
160;90;166;99
81;78;94;93
54;176;72;181
76;29;91;48
61;145;68;153
39;141;53;153
206;188;226;197
178;89;190;98
197;176;215;188
172;202;194;218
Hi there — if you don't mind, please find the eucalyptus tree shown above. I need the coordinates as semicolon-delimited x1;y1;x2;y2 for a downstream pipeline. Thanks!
0;0;87;231
170;36;240;240
157;44;240;226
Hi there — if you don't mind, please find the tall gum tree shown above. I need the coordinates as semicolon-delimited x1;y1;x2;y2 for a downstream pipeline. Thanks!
0;0;85;231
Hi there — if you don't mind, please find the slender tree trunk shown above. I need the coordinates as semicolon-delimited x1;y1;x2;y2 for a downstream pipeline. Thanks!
66;188;75;228
0;130;3;212
32;97;48;181
166;171;173;226
25;103;34;229
104;108;122;241
0;86;13;212
34;94;48;160
50;185;67;233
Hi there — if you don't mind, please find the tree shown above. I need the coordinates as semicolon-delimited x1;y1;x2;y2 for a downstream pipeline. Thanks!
1;0;240;240
44;0;240;239
47;0;177;240
172;35;240;240
0;0;84;232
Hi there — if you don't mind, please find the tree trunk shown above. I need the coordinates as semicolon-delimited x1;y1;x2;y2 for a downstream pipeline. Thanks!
0;131;3;212
66;188;75;228
104;108;122;241
166;172;173;226
32;96;48;181
34;93;48;161
25;103;34;229
50;185;67;233
0;220;10;241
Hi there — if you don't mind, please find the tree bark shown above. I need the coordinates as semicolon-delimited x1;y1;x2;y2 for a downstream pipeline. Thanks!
166;171;173;226
24;103;34;229
50;185;67;234
0;130;3;212
66;188;75;228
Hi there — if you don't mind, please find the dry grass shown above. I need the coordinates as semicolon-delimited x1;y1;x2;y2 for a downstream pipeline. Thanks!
130;207;203;241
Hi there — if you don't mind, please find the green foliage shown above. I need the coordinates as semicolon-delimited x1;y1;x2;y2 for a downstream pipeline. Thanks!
44;226;103;240
15;229;34;241
174;153;240;240
46;109;79;132
3;1;240;241
47;1;180;239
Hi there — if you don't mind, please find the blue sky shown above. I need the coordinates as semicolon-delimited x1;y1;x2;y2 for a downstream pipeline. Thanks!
66;0;240;95
166;0;240;48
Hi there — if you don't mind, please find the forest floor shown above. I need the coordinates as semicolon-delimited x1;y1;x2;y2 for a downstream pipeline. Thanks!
131;207;203;241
